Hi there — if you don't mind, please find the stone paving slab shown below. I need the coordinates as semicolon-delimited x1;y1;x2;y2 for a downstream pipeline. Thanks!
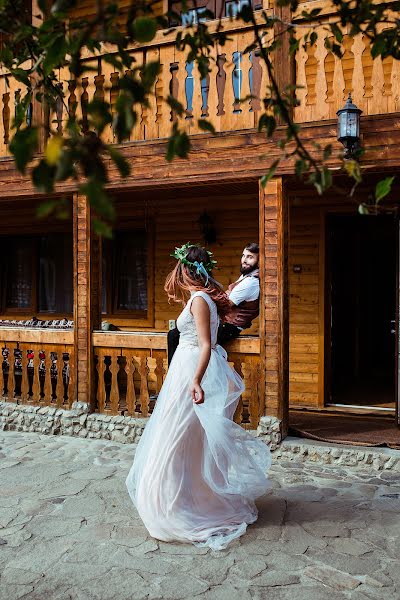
0;431;399;600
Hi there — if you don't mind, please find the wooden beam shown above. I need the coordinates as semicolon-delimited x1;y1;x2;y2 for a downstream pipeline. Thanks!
259;178;289;435
73;194;102;409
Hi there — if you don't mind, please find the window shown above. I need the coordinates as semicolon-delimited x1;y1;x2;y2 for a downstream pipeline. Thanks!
0;233;73;316
102;229;153;322
169;0;260;24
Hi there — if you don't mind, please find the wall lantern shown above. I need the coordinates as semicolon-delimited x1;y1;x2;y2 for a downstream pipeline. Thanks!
336;93;362;159
198;210;217;245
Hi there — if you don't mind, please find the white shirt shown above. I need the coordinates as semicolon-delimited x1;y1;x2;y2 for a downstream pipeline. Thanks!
228;275;260;306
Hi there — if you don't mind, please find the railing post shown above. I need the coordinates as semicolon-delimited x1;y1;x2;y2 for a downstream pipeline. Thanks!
259;178;289;438
73;194;102;411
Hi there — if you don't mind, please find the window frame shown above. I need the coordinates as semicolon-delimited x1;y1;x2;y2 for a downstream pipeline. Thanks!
0;232;74;319
101;222;155;328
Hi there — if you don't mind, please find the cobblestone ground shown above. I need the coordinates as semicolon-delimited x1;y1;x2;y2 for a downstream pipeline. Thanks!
1;431;399;600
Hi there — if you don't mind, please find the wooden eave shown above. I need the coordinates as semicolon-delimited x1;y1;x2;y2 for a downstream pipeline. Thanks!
0;113;399;199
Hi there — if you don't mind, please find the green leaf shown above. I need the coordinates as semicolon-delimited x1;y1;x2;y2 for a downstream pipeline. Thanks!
80;179;115;221
375;176;395;203
198;119;216;134
358;203;369;215
92;217;113;238
166;95;185;117
32;159;56;193
108;146;131;178
260;160;280;187
9;127;38;173
36;200;58;218
132;16;157;43
166;127;190;161
258;114;276;137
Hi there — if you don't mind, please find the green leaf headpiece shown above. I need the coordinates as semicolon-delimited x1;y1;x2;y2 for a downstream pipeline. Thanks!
171;242;217;275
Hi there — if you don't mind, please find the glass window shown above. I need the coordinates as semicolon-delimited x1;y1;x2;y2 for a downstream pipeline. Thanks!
4;238;34;310
102;230;148;315
38;234;73;314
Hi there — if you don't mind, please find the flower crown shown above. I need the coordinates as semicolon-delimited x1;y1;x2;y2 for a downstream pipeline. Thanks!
171;242;217;284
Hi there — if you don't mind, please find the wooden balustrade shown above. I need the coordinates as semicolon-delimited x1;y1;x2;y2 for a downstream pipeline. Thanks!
93;332;262;429
0;24;271;158
294;20;400;122
0;328;75;408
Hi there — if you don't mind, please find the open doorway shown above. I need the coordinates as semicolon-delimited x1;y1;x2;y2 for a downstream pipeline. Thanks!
327;214;396;411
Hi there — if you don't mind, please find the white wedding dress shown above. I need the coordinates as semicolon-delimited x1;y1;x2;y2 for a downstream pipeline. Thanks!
126;291;272;550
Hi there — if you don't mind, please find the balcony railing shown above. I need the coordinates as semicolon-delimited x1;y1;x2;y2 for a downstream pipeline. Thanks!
0;328;75;408
93;331;262;429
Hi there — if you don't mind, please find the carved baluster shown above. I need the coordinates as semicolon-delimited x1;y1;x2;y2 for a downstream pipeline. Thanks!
21;347;30;404
31;347;41;405
13;344;23;402
94;74;105;102
109;351;120;414
139;355;150;416
162;358;168;382
110;72;119;135
55;352;64;407
81;77;89;132
169;62;179;122
342;35;355;99
185;61;194;119
68;80;77;119
133;356;142;414
40;350;51;404
362;36;373;98
216;54;226;116
55;82;64;134
125;353;136;416
232;51;242;113
305;43;317;105
201;72;210;118
249;51;262;112
147;356;157;413
8;345;15;401
96;351;107;413
61;351;71;407
1;345;10;399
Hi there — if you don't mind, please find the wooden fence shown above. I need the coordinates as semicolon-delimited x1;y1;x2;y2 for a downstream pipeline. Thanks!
0;328;75;408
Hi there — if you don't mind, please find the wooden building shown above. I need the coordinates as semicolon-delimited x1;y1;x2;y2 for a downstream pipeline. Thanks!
1;0;400;443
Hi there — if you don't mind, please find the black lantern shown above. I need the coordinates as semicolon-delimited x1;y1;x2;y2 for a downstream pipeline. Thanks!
337;93;362;159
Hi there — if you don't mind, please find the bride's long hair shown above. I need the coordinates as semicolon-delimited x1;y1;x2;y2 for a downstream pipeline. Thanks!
164;245;231;320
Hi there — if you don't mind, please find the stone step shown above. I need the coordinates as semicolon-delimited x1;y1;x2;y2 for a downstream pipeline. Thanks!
274;436;400;471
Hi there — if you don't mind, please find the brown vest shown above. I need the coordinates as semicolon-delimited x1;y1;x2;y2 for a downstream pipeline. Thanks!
225;272;260;329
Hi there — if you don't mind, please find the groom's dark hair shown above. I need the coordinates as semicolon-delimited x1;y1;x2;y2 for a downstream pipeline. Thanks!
245;242;259;254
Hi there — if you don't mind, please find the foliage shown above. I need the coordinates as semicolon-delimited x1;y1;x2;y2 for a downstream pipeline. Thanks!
0;0;399;232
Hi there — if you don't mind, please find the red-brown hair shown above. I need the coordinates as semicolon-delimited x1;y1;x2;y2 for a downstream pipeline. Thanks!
164;245;231;320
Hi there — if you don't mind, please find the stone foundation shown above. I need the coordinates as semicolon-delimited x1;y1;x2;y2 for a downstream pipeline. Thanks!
2;401;400;471
0;400;147;445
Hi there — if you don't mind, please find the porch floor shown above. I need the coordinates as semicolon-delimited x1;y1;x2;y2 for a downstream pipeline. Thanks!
289;410;400;449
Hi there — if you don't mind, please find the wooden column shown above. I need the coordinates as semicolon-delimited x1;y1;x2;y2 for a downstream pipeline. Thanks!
259;178;289;436
73;194;102;410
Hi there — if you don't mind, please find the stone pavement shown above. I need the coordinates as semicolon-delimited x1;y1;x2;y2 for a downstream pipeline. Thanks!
1;431;399;600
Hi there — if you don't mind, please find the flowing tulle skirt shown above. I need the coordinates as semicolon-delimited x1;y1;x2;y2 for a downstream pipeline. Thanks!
125;341;272;550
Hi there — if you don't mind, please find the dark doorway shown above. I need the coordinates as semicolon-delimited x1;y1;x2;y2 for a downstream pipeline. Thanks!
327;215;396;410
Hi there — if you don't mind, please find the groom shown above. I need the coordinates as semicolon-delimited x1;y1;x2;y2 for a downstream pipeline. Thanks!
167;242;260;364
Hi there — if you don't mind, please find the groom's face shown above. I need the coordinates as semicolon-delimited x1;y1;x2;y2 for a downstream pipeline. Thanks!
240;248;259;275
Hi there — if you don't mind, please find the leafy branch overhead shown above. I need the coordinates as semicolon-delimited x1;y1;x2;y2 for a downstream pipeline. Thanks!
0;0;399;232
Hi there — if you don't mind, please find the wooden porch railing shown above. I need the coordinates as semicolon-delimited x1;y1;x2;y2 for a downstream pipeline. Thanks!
93;332;262;429
0;21;272;158
0;328;75;408
294;20;400;122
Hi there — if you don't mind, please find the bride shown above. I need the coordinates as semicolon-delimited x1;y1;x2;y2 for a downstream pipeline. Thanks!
126;243;272;550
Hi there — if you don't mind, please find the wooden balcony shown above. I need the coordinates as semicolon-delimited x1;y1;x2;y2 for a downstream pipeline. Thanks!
93;331;262;429
0;328;75;408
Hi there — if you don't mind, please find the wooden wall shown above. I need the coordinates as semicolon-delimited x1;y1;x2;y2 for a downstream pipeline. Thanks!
289;203;323;409
113;182;260;333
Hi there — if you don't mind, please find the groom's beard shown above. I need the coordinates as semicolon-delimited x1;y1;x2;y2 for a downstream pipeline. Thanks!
240;264;258;275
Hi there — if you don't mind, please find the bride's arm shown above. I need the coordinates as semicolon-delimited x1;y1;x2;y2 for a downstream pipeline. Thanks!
190;296;211;405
